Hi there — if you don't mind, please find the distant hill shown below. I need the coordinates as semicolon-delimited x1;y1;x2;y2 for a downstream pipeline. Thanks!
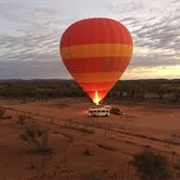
0;79;179;83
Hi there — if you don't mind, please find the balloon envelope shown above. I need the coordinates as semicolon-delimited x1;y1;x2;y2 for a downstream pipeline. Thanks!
60;18;133;104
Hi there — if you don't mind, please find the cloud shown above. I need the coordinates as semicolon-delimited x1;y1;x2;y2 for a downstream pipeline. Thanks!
129;55;180;67
0;59;70;79
0;0;180;79
123;65;180;80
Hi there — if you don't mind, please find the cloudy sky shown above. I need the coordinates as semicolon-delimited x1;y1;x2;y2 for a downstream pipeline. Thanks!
0;0;180;80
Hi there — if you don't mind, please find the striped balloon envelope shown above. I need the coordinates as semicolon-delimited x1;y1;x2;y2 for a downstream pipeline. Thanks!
60;18;133;105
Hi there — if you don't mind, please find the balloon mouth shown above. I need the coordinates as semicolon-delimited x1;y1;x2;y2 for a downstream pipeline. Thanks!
93;91;101;105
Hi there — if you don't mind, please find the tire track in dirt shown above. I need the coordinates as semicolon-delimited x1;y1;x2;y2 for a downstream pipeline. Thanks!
2;105;180;162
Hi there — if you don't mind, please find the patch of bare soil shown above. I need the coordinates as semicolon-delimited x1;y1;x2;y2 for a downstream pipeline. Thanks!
0;98;180;179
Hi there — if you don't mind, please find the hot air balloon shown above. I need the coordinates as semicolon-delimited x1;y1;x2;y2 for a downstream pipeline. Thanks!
60;18;133;105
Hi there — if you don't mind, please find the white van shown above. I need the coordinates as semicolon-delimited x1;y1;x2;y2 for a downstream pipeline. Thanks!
88;107;110;117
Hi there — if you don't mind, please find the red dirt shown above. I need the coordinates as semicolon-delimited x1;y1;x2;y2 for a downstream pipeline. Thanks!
0;98;180;179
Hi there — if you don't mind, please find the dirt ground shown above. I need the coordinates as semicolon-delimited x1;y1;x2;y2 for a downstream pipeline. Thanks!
0;97;180;179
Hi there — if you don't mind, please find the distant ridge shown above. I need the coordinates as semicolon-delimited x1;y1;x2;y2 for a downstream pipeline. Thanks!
122;79;180;82
0;79;73;82
0;79;179;83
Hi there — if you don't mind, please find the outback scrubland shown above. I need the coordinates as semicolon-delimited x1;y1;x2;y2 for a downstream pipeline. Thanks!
0;79;180;179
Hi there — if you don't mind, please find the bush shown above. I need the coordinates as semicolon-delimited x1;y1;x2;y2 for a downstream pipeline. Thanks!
18;114;27;125
20;125;51;154
83;148;94;156
0;108;11;120
0;108;6;119
134;150;171;180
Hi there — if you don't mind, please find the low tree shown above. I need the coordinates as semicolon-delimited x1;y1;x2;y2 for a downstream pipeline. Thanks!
156;88;167;101
134;150;171;180
171;89;180;103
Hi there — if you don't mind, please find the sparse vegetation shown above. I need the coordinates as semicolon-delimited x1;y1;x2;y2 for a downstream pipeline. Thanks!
68;136;74;143
0;79;179;103
0;108;6;119
174;160;180;171
18;114;27;125
134;150;171;180
171;88;180;102
65;120;95;134
20;125;51;154
79;126;95;134
0;79;179;179
0;108;11;119
83;148;94;156
97;143;117;151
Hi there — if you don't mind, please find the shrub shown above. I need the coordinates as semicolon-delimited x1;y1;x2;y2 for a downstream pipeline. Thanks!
0;108;6;119
134;150;171;180
83;148;94;156
18;114;27;125
20;125;51;154
79;126;94;134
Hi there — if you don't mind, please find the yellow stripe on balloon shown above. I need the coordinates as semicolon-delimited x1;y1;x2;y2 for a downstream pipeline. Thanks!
60;44;133;59
71;72;123;83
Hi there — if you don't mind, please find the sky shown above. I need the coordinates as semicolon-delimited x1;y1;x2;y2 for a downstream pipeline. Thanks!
0;0;180;80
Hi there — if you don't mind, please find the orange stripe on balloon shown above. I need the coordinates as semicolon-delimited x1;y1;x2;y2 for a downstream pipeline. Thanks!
63;57;130;73
71;72;123;83
60;44;133;59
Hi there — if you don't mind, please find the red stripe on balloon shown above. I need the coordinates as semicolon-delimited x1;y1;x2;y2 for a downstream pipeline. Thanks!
63;57;131;73
79;81;117;101
78;81;116;91
60;18;133;48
